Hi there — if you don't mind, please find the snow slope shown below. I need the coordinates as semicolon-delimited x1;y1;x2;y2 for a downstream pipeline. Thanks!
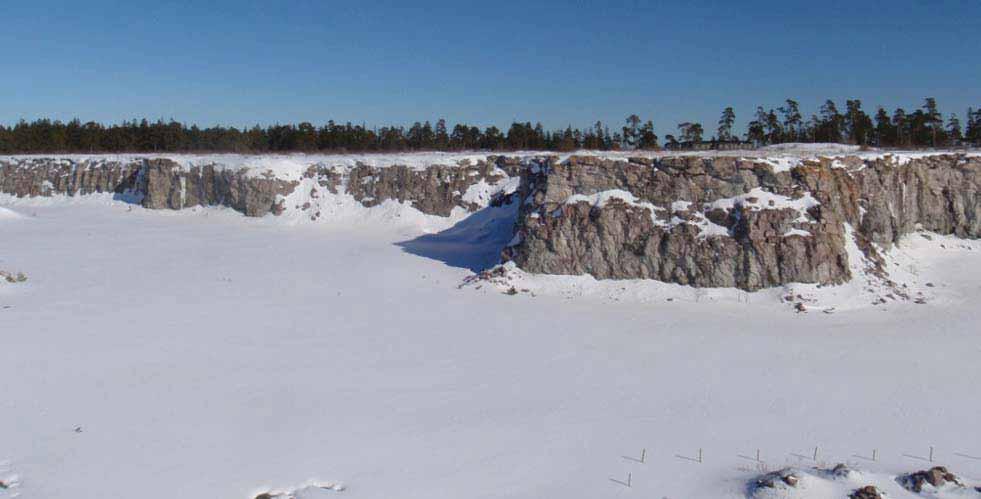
2;195;981;499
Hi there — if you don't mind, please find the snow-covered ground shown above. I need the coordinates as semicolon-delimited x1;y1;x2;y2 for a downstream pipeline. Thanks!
2;193;981;499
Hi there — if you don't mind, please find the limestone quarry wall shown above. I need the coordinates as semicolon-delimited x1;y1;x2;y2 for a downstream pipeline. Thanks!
501;154;981;290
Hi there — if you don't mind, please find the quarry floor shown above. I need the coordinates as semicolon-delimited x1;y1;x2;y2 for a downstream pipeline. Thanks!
1;197;980;499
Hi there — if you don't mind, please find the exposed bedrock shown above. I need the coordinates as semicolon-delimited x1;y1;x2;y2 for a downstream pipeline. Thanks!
4;153;979;291
0;157;143;198
0;155;530;218
502;154;981;290
0;158;298;217
301;155;530;217
139;161;299;216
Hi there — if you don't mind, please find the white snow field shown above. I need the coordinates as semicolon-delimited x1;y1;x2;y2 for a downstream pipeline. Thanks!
2;182;981;498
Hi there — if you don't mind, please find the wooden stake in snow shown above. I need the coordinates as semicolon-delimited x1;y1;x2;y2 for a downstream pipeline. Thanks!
872;449;878;462
930;446;934;462
698;448;703;463
813;446;819;461
756;449;761;462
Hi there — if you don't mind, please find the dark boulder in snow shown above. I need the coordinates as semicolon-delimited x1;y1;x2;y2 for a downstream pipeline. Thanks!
898;466;964;492
849;485;883;499
754;468;800;490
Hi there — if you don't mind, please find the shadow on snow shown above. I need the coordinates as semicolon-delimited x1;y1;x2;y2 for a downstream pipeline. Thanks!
395;201;519;272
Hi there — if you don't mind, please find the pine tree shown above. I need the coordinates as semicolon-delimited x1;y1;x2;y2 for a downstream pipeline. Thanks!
688;123;704;143
966;107;980;144
923;98;943;146
892;108;909;147
638;120;658;149
778;99;802;142
873;108;894;146
818;100;843;143
765;110;782;144
746;107;767;145
946;114;962;144
532;123;546;149
622;114;641;149
717;107;736;141
557;126;577;151
844;100;873;145
435;119;449;149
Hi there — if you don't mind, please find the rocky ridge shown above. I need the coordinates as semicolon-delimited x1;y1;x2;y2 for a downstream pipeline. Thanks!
3;151;979;292
501;153;980;291
0;155;529;218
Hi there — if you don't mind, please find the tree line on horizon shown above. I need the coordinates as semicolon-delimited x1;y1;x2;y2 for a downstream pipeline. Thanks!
1;98;978;154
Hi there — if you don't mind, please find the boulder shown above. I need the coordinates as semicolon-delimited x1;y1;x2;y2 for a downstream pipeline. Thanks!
754;468;800;489
850;485;882;499
899;466;963;492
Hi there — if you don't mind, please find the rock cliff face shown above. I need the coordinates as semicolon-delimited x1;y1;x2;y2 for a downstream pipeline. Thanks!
4;152;979;291
0;155;525;218
138;160;298;216
0;158;298;217
300;156;523;217
0;157;143;198
502;154;981;290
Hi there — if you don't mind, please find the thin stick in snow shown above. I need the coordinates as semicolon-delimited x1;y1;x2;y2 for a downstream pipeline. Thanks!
852;448;878;462
609;473;632;488
674;449;701;463
622;448;646;464
930;446;934;462
813;446;819;461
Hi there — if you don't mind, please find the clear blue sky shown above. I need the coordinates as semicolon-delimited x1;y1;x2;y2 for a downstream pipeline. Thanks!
2;0;979;137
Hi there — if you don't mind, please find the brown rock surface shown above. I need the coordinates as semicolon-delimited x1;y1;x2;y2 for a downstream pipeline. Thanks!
503;154;981;290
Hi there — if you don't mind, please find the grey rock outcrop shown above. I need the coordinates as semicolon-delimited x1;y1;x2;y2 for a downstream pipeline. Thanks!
303;156;525;217
0;155;528;218
138;160;297;216
0;157;142;198
503;154;981;290
0;158;297;217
